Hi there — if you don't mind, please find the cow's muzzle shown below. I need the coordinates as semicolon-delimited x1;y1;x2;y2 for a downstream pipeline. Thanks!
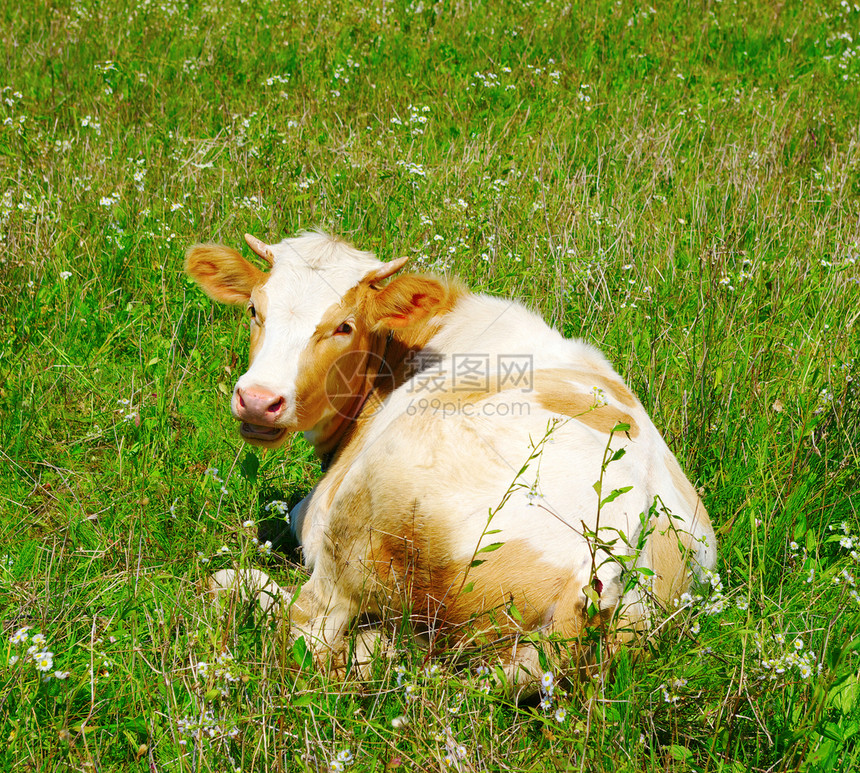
239;423;287;444
232;386;291;445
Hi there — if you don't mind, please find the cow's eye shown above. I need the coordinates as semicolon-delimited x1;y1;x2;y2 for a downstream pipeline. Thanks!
248;303;256;320
334;321;353;335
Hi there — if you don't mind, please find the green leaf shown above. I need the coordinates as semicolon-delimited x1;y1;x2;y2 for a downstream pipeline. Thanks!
240;452;259;482
612;422;631;433
477;541;504;554
668;744;692;762
794;513;808;541
582;585;600;618
494;664;507;686
583;585;599;603
292;636;312;671
470;559;486;568
830;674;860;713
601;485;633;506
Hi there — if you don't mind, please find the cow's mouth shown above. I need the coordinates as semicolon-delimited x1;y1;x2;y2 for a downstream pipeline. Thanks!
239;423;287;443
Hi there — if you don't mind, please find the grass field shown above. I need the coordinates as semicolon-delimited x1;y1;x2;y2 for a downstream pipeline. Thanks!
1;0;859;770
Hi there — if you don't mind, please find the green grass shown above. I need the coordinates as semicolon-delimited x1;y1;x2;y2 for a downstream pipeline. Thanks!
1;0;859;769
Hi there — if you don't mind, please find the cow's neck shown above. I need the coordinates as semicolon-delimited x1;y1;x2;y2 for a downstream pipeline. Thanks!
307;331;392;466
312;401;365;472
311;331;431;471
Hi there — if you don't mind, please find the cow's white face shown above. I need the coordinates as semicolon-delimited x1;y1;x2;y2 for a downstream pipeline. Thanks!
236;254;371;445
186;232;441;451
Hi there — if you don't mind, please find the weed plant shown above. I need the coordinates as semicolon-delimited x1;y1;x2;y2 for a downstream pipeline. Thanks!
1;0;859;770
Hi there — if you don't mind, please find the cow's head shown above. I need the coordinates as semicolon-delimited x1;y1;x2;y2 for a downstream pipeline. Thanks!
185;231;453;450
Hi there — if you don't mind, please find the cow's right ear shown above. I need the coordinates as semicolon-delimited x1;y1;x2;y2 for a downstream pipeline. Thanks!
185;244;267;305
362;275;454;331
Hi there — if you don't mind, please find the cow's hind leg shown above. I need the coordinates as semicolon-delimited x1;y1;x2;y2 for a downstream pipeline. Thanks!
496;573;618;701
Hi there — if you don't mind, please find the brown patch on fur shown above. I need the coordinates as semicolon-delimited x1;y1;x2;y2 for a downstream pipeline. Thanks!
368;510;453;628
462;539;574;637
543;573;590;640
291;337;346;434
289;293;387;441
365;528;578;642
646;514;695;603
664;450;706;519
185;244;267;305
358;273;467;351
535;372;640;438
538;368;639;409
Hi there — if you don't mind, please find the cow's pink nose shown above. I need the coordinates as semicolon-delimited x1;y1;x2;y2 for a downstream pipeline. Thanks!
234;387;285;423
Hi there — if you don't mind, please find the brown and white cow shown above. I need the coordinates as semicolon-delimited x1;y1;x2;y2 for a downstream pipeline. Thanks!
186;230;716;685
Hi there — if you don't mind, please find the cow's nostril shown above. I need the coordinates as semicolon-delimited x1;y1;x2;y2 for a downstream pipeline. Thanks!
235;387;283;420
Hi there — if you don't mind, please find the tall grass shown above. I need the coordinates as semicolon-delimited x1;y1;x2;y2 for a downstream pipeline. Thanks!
1;0;858;770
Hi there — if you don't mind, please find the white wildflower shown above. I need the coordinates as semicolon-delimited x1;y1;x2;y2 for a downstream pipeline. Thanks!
10;627;30;645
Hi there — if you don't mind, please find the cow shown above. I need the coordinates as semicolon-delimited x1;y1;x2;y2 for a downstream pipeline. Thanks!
185;230;716;689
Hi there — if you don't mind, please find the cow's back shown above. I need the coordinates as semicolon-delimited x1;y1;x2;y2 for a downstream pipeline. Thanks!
305;348;714;635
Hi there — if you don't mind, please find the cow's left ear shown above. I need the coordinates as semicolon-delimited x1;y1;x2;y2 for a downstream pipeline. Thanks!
363;275;451;330
185;244;266;305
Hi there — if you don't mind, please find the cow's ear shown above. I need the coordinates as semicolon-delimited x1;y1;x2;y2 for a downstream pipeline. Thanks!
185;244;266;305
363;275;450;330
